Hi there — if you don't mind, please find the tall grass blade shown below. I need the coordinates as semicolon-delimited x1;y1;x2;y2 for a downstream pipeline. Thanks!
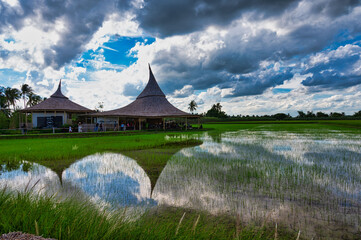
192;214;200;234
235;213;240;239
274;223;278;240
175;212;186;235
35;220;39;236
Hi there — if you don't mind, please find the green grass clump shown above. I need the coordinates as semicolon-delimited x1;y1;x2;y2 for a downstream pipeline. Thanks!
0;189;298;240
0;189;127;240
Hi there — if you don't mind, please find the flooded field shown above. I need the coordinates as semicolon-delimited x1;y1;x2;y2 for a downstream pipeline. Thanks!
1;128;360;239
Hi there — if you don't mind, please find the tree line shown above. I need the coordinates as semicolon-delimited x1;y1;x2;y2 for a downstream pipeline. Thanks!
188;101;361;120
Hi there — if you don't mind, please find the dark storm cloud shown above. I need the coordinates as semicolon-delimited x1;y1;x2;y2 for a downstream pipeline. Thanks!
301;44;361;89
310;0;361;17
146;0;361;96
137;0;299;37
281;24;337;58
303;72;361;89
149;26;294;96
224;69;294;97
0;0;133;69
137;0;361;37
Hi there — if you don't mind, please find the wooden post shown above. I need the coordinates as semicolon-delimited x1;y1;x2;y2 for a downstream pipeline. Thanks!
185;117;187;131
198;117;200;128
63;111;66;125
118;117;120;131
139;118;141;131
54;111;57;129
163;118;165;130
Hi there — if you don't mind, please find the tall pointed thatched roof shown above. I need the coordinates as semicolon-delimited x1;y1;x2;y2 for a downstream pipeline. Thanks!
21;80;92;113
94;65;194;118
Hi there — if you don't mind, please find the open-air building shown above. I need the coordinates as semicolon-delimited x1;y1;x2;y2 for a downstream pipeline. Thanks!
91;65;199;130
20;81;93;128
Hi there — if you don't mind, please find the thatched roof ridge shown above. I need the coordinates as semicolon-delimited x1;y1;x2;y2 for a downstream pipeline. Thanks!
137;65;165;99
93;65;194;118
50;80;68;99
21;80;92;113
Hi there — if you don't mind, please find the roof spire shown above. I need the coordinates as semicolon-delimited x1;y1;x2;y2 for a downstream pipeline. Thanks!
51;79;68;99
137;64;165;99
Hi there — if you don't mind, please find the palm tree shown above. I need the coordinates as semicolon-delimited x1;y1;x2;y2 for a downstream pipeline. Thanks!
4;87;21;111
0;86;8;109
20;84;33;108
27;92;43;107
215;103;222;112
188;100;198;114
0;86;10;117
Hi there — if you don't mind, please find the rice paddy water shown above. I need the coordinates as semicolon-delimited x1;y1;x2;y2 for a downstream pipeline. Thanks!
1;126;360;239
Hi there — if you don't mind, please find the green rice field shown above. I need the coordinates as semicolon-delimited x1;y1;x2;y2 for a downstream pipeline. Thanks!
0;120;360;239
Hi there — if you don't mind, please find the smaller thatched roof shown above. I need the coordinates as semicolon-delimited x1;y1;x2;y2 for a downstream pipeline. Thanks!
92;65;197;118
21;81;92;113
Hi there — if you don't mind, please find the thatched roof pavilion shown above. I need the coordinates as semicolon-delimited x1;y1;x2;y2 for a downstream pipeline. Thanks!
21;81;92;128
92;65;199;130
21;81;91;113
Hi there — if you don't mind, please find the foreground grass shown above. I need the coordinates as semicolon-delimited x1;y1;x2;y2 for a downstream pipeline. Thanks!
0;190;299;240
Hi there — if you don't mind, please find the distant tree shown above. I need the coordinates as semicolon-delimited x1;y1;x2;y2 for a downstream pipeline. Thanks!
297;111;306;118
0;111;9;129
27;92;43;107
306;111;316;118
95;101;104;112
330;112;344;118
273;113;288;120
20;84;33;108
214;103;222;112
353;110;361;117
4;87;21;111
205;103;227;118
188;100;198;114
316;111;329;118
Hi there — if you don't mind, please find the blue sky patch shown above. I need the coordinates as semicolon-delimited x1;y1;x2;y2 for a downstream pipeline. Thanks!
0;69;26;87
272;88;292;94
4;37;15;43
77;36;156;70
102;36;155;65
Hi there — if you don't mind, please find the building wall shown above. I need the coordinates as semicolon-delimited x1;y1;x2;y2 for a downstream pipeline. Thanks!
32;112;68;127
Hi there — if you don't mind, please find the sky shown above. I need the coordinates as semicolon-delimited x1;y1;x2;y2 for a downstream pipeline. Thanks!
0;0;361;116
